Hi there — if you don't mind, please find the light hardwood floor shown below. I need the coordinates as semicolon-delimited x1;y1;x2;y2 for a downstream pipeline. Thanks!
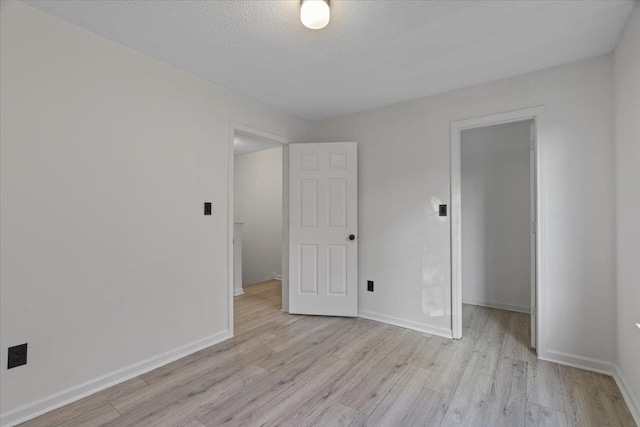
22;280;635;426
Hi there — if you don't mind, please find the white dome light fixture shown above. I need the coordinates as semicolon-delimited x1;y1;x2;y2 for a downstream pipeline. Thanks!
300;0;330;30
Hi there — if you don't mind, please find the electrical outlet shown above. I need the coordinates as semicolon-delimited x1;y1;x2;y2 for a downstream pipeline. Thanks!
204;202;212;215
367;280;374;292
439;204;447;216
8;343;27;369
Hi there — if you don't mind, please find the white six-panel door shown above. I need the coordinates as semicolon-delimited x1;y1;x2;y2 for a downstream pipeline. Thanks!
288;142;358;316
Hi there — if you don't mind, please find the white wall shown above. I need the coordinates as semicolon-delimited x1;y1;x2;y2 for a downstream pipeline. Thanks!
234;146;283;286
461;121;532;313
0;2;309;422
613;4;640;422
308;55;616;366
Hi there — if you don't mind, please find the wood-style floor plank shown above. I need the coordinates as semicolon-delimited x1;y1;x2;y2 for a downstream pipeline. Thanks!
20;280;636;427
363;364;433;426
526;359;565;412
399;384;449;427
525;402;569;427
307;403;365;427
340;359;406;417
480;356;528;427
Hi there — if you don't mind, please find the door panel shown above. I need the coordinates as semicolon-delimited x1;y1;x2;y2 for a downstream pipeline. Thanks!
289;142;358;316
328;245;347;296
299;244;318;294
300;179;318;228
328;179;347;227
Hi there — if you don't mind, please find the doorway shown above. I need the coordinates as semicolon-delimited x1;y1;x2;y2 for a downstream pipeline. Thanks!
451;107;545;353
228;127;360;335
228;123;289;335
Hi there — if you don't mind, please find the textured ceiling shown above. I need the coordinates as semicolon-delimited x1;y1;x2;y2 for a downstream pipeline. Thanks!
234;131;283;157
24;0;635;121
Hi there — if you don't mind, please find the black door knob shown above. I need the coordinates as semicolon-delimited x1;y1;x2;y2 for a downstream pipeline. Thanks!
349;234;355;241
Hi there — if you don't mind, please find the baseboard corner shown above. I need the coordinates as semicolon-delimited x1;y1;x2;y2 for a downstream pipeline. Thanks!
266;273;282;281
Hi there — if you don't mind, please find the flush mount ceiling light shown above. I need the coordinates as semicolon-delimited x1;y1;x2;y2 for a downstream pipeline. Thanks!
300;0;330;30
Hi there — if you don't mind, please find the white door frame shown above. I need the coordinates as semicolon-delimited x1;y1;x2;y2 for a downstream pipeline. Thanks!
450;106;546;355
227;122;290;336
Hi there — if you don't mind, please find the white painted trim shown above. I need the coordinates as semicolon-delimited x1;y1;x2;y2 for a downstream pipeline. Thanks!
265;272;282;281
281;145;290;313
462;300;531;314
450;106;546;359
540;350;615;376
233;288;245;296
231;123;291;146
0;330;232;427
228;122;290;336
450;122;462;340
358;310;453;339
613;365;640;426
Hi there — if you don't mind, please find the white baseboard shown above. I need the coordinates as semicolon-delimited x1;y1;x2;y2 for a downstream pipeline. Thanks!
463;299;530;314
242;275;282;290
233;288;245;296
358;310;452;339
540;349;615;376
0;330;232;427
613;365;640;426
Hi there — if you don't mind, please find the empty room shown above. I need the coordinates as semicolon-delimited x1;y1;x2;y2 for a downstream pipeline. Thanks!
1;1;638;426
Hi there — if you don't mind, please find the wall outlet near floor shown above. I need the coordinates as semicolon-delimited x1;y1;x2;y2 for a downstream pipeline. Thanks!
8;343;28;369
367;280;374;292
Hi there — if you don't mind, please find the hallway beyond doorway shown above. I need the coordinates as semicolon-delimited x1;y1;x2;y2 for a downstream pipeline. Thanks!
234;279;284;335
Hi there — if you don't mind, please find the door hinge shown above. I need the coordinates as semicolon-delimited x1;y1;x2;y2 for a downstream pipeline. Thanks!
531;222;537;233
